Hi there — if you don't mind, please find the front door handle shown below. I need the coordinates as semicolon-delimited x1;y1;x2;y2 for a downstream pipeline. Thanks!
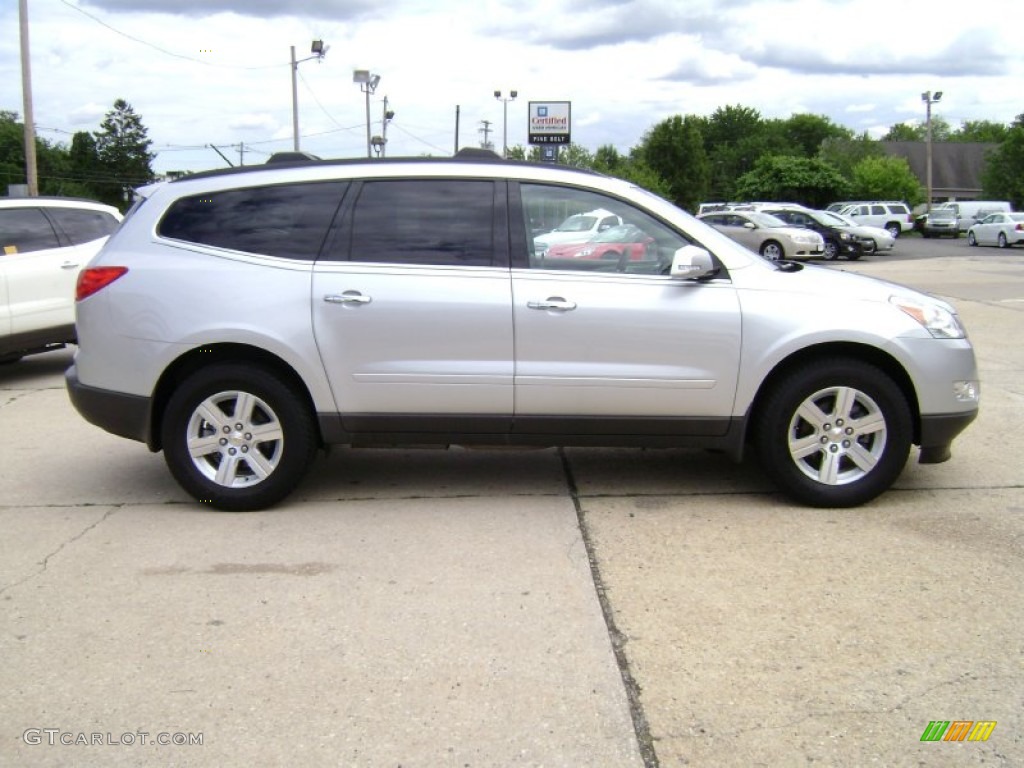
60;261;79;270
527;298;577;312
324;293;372;305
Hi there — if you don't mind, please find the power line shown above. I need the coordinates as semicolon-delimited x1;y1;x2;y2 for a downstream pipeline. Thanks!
56;0;286;70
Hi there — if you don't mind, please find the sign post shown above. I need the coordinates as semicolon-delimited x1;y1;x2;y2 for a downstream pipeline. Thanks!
528;101;571;162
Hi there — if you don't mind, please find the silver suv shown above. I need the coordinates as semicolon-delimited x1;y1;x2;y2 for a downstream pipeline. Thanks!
66;154;980;510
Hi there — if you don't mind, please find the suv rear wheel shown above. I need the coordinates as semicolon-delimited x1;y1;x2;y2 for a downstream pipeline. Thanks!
161;364;318;511
755;359;911;507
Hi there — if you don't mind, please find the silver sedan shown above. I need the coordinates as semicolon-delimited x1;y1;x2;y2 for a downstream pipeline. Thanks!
697;210;824;261
967;212;1024;248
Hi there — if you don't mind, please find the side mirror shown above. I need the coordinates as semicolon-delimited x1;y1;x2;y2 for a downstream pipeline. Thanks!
670;245;715;280
742;222;755;230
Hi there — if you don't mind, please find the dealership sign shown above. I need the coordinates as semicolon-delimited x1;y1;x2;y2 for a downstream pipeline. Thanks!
528;101;571;145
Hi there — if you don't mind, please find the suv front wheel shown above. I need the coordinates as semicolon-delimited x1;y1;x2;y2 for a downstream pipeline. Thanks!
161;363;318;511
754;359;912;507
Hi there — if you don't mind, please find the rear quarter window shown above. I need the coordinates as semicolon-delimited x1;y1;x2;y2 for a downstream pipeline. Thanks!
48;207;120;244
157;181;348;260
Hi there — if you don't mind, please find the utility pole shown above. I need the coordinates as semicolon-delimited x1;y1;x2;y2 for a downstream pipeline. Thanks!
454;105;460;154
479;120;494;150
19;0;38;196
380;96;394;158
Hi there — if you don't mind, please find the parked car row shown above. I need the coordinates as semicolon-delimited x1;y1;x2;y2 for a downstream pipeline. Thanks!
917;200;1013;235
698;204;892;261
1;197;122;363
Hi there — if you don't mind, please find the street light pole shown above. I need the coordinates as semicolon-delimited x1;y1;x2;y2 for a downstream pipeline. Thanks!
922;90;943;213
290;40;328;151
354;70;380;158
494;89;517;158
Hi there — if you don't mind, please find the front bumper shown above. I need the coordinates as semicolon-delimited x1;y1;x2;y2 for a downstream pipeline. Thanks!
66;364;153;447
918;410;978;463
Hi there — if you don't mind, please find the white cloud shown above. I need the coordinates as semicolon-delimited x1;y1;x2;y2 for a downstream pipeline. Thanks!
3;0;1021;174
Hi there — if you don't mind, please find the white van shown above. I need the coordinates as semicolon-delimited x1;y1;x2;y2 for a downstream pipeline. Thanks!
942;201;1013;232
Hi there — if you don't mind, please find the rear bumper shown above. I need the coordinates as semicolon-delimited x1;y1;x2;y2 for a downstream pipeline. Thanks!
66;364;153;447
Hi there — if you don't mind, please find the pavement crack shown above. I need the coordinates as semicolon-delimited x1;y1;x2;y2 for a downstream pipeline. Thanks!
0;506;119;596
559;448;660;768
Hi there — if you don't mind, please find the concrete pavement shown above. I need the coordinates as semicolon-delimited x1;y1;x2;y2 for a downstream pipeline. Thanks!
2;248;1021;766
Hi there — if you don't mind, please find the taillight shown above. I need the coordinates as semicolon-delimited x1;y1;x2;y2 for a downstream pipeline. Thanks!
76;267;128;301
1016;223;1024;232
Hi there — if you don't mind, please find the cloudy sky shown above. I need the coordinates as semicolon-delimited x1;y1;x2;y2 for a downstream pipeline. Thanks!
3;0;1022;175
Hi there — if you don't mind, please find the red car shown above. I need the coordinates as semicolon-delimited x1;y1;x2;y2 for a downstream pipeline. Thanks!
545;224;654;262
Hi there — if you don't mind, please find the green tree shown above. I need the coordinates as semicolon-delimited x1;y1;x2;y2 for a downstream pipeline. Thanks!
778;114;853;158
733;155;850;208
637;115;710;211
882;122;924;141
818;132;885;179
849;155;923;204
883;116;952;142
590;145;673;199
0;110;86;196
981;114;1024;208
951;120;1009;143
93;99;155;209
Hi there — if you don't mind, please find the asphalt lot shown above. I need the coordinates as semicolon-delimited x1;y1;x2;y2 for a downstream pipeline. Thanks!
1;236;1022;767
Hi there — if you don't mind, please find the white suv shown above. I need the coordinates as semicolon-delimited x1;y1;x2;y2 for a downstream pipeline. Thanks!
66;154;979;510
1;197;122;363
835;202;913;238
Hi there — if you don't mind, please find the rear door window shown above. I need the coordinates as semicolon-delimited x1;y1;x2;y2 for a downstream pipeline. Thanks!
339;179;499;267
0;208;61;254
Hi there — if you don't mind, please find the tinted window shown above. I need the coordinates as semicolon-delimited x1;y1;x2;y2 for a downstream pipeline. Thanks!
347;180;495;267
0;208;61;255
48;207;120;244
158;182;347;259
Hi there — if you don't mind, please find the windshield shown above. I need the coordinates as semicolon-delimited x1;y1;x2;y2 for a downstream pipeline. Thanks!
816;210;852;227
592;225;643;243
746;212;788;228
554;214;596;233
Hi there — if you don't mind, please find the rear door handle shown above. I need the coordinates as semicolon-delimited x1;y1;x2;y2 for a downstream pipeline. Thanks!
61;261;79;270
324;293;372;305
527;298;577;312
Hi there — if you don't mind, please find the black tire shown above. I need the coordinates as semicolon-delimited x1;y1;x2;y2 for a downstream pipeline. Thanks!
754;359;912;507
161;363;318;511
760;240;784;261
822;239;840;260
998;232;1008;249
885;222;901;239
845;252;862;261
967;231;977;246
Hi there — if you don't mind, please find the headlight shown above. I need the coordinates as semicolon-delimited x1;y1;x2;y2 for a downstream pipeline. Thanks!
890;296;966;339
